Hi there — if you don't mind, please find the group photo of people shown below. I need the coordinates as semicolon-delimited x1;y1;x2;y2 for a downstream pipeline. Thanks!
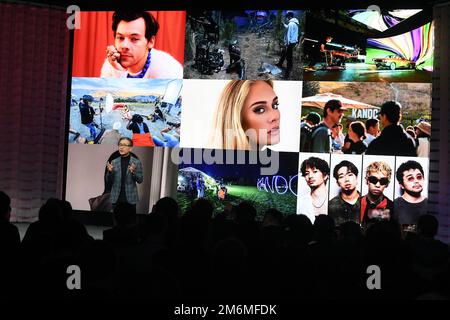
300;81;432;157
296;153;429;229
69;78;182;147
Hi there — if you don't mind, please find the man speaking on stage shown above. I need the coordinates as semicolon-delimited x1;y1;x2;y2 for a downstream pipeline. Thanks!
106;137;143;210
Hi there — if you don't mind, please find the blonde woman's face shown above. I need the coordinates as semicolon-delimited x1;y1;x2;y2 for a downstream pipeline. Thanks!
241;81;280;146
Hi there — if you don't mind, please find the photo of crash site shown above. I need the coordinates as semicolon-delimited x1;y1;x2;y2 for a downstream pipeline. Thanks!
177;150;298;219
184;10;304;80
300;81;432;157
69;78;182;147
302;9;433;83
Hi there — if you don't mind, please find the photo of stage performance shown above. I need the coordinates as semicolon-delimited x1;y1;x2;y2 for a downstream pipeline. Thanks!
300;81;432;156
184;10;304;80
69;78;182;147
177;150;299;219
302;9;433;83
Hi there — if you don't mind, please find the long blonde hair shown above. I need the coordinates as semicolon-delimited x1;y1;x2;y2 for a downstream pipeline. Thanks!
208;80;274;150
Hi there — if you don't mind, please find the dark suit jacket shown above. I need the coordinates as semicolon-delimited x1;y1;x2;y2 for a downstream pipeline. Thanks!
106;155;143;204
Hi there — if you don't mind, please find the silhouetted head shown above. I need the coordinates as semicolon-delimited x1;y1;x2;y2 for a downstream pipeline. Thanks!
60;200;74;220
235;201;257;223
190;198;214;221
283;214;313;247
39;198;64;224
417;214;438;238
313;214;336;242
0;190;11;222
338;221;362;242
153;197;179;220
262;208;283;227
113;202;136;227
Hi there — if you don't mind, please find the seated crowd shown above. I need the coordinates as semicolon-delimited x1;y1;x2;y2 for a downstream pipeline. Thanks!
0;190;449;300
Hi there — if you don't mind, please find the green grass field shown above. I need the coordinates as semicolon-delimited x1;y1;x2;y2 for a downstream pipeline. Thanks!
178;185;297;220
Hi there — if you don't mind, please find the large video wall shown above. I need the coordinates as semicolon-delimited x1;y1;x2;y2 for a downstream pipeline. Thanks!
66;8;433;227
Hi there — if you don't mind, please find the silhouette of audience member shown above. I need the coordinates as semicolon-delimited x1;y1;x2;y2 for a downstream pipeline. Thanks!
210;238;249;299
408;215;449;283
0;191;20;254
261;209;284;248
234;202;260;252
21;198;65;259
103;202;139;245
283;214;313;250
10;193;450;300
59;199;93;252
363;220;416;298
79;240;117;298
0;191;21;298
150;197;180;248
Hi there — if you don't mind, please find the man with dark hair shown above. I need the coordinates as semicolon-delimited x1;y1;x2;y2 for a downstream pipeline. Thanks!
101;10;182;78
328;160;361;225
363;118;380;146
106;137;143;210
366;101;416;156
394;160;428;225
310;99;344;153
299;157;330;222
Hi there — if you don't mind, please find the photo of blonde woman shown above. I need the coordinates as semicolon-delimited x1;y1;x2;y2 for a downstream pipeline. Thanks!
181;79;301;152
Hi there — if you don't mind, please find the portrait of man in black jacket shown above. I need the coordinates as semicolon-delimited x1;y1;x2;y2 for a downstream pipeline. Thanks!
366;101;416;157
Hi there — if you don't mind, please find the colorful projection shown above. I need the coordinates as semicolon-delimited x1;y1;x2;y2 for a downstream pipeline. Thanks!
347;9;422;32
366;22;434;71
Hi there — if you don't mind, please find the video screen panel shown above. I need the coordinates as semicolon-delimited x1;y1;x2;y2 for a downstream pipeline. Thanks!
72;11;185;78
177;149;298;218
184;10;305;81
302;10;433;83
345;9;422;32
366;22;434;72
64;8;434;228
180;79;301;152
66;10;186;214
69;78;182;146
